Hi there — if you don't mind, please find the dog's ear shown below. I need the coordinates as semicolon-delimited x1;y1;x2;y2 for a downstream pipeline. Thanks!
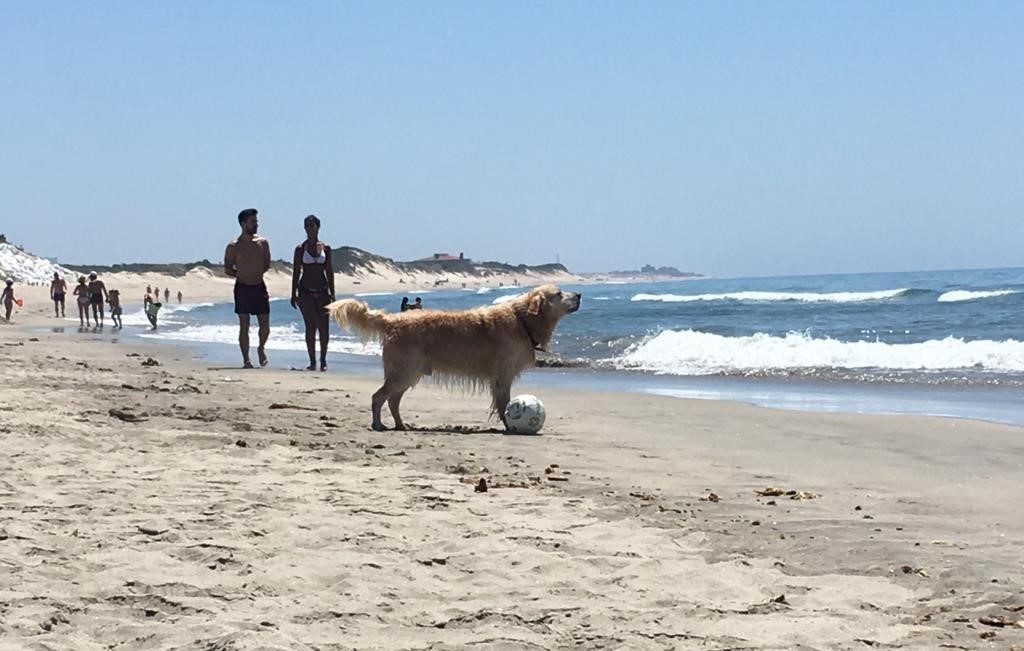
527;293;543;316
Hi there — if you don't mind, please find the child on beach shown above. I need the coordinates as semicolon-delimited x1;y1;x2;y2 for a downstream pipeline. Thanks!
107;289;123;329
73;277;91;326
143;291;161;330
2;278;16;322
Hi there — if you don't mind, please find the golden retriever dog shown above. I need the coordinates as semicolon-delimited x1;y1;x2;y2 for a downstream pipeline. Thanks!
326;285;581;431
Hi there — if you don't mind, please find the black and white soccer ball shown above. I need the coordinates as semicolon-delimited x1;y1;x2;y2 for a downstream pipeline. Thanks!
503;394;546;434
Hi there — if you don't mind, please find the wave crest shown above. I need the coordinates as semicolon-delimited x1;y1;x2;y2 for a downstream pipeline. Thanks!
937;289;1020;303
491;293;524;305
614;329;1024;375
630;289;910;303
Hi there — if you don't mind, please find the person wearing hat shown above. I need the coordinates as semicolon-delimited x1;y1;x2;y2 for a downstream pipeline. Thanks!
1;278;15;322
224;208;272;368
72;276;91;326
87;272;108;327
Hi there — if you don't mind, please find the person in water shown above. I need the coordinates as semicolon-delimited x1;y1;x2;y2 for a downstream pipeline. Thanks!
73;276;91;327
107;289;123;329
143;290;161;329
87;272;108;326
291;214;335;371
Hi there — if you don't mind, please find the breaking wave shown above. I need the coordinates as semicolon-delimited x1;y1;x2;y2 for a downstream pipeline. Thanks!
613;329;1024;376
491;293;524;305
630;289;911;303
937;289;1020;303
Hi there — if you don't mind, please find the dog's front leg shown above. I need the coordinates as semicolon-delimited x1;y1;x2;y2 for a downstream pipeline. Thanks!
492;378;513;429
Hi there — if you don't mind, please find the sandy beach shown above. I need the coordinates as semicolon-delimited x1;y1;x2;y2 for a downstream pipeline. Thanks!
1;303;1023;650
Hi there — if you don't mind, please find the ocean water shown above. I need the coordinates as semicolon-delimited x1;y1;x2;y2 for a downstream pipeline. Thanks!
111;267;1024;424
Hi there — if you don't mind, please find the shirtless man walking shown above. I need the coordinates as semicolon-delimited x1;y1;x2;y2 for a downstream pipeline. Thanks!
50;272;67;317
224;208;271;368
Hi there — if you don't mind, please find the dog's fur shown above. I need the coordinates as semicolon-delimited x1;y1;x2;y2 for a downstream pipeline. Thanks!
326;284;581;431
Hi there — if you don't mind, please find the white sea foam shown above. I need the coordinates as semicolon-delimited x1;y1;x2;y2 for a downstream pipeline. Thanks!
614;329;1024;375
65;304;202;328
491;293;524;305
164;302;213;313
937;289;1020;303
354;291;395;297
105;302;211;327
479;286;523;295
631;289;909;303
139;323;381;355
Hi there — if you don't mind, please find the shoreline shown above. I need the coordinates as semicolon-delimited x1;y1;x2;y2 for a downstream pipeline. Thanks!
15;291;1024;428
137;333;1024;428
2;311;1024;648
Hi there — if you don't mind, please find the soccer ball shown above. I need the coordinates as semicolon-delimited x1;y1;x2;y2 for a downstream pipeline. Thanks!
504;394;546;434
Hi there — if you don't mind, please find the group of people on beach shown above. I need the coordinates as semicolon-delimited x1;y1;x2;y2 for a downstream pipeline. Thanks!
142;285;183;329
8;207;403;372
45;272;122;328
43;272;182;330
224;209;336;370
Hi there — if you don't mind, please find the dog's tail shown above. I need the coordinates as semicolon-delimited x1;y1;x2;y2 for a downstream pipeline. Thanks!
325;299;388;340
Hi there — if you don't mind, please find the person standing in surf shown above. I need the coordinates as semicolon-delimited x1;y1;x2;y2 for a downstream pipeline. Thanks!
87;272;108;326
143;289;160;329
224;208;271;368
290;214;335;371
72;276;91;327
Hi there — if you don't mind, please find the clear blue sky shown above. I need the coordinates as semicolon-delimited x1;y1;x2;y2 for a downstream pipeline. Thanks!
2;2;1021;276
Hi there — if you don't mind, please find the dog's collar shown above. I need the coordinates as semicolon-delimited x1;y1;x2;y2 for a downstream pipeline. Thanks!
518;314;544;352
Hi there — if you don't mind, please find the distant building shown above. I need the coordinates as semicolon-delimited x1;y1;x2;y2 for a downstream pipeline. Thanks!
417;252;470;263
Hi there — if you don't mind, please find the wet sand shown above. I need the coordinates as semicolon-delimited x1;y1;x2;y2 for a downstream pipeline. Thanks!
1;318;1022;650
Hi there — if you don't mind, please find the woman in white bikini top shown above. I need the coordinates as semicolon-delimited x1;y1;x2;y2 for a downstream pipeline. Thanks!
302;246;327;265
291;214;336;371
